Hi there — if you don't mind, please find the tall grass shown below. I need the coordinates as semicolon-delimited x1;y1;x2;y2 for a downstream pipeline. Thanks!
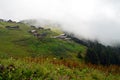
0;57;119;80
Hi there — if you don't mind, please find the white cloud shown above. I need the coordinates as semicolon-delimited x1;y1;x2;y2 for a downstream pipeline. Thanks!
0;0;120;45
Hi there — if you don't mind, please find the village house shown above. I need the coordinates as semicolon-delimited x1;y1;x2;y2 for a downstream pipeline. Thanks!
5;26;19;29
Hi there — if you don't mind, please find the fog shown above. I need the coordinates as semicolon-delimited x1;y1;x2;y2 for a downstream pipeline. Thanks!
0;0;120;45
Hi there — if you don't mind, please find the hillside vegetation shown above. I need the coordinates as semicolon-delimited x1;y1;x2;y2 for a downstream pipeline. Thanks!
0;21;86;59
0;20;120;80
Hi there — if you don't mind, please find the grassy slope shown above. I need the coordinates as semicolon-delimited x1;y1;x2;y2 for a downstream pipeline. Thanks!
0;21;119;80
0;21;86;59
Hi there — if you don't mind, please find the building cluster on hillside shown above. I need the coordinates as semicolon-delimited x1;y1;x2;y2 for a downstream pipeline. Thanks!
29;25;71;40
28;26;48;39
2;19;71;41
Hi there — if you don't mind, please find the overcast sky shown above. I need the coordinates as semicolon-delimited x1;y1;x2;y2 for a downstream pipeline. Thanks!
0;0;120;45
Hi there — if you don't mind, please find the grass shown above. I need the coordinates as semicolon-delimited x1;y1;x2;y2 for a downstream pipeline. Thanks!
0;57;119;80
0;21;119;80
0;21;86;59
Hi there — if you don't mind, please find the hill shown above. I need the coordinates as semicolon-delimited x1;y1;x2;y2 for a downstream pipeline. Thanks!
0;21;86;59
0;20;120;80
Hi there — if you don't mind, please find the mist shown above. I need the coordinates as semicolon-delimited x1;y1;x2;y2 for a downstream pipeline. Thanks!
0;0;120;45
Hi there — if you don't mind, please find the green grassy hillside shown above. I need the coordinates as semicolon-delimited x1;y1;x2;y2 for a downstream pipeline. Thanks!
0;21;86;59
0;21;119;80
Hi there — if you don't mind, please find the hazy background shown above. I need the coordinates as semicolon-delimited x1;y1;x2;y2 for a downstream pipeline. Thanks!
0;0;120;45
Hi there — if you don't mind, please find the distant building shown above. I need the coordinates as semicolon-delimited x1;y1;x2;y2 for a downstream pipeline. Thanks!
52;33;71;40
7;19;13;22
30;25;36;29
28;30;37;33
0;19;4;22
38;27;44;30
5;26;19;29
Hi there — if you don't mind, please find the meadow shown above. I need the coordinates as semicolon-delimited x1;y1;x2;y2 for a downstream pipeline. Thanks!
0;21;119;80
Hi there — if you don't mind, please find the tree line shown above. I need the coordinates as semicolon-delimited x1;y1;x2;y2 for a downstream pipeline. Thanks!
66;33;120;65
85;41;120;65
